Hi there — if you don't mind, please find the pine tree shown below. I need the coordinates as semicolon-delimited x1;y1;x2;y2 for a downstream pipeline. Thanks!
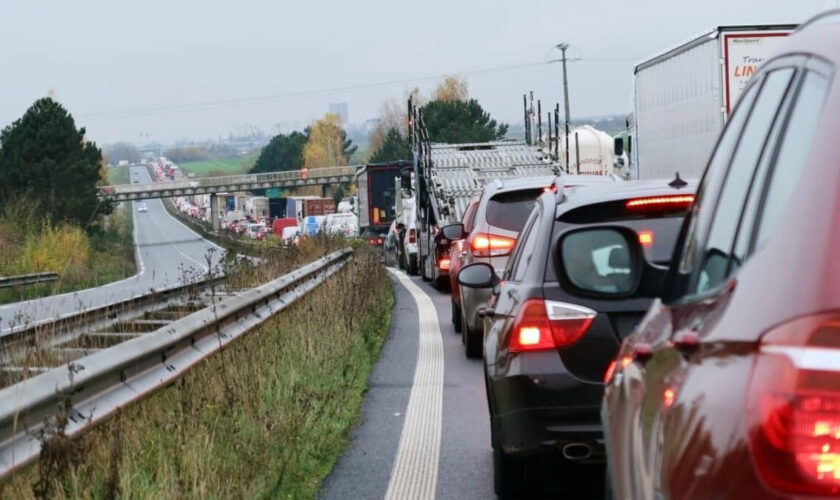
0;97;111;225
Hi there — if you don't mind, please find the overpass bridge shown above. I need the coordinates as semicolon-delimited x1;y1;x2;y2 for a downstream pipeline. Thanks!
99;165;358;230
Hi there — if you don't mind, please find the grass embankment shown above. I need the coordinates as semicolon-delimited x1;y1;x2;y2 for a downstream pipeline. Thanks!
0;202;137;305
106;165;131;185
2;237;394;499
180;152;259;178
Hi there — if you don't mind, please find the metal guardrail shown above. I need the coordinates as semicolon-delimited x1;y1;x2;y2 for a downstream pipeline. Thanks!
0;248;353;477
100;165;359;201
0;273;58;289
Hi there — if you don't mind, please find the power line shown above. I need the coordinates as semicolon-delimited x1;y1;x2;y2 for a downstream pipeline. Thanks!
80;60;552;122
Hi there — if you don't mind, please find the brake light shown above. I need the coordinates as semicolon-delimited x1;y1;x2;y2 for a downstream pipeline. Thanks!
748;313;840;496
625;195;694;211
638;230;654;247
438;258;450;271
471;233;516;258
409;228;416;244
509;299;596;353
604;359;618;384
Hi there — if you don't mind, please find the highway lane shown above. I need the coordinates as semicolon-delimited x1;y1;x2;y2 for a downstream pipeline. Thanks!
322;271;605;499
0;166;224;334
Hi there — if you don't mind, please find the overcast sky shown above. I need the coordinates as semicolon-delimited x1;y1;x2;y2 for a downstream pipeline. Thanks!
0;0;834;145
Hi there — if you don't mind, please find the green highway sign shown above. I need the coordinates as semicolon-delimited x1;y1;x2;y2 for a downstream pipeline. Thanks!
265;188;283;199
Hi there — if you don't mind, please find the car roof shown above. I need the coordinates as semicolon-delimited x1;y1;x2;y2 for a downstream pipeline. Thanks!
481;173;620;198
772;9;840;66
555;178;698;216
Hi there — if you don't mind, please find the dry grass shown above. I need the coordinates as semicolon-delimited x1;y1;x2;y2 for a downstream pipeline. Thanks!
1;240;392;499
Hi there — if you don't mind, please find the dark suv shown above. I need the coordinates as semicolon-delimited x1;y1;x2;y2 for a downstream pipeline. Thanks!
458;179;696;497
602;13;840;499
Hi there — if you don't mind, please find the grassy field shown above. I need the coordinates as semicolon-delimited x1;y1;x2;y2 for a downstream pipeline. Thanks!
1;238;393;498
179;152;259;177
106;165;131;185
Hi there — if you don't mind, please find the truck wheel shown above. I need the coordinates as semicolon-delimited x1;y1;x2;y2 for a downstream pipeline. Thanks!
451;299;462;333
462;315;482;359
420;253;430;281
408;257;418;276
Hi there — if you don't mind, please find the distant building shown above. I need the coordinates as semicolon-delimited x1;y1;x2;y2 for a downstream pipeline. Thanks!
329;102;349;124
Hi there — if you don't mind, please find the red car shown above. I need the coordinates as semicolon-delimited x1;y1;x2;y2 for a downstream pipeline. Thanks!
448;199;479;333
602;12;840;499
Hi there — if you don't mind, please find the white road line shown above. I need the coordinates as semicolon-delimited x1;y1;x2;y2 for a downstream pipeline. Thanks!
385;269;444;500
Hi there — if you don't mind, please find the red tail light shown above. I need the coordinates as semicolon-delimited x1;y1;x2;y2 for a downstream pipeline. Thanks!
471;233;516;258
748;313;840;496
638;230;654;247
604;359;618;384
409;228;416;244
625;195;694;212
509;299;596;353
438;258;450;271
377;238;384;245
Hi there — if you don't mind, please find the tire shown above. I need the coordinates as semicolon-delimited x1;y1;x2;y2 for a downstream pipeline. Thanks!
408;256;418;276
433;274;448;291
462;313;482;359
420;250;430;281
493;444;530;499
451;299;462;333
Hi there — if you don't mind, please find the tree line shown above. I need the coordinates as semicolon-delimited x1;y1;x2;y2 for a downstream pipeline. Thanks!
250;76;507;175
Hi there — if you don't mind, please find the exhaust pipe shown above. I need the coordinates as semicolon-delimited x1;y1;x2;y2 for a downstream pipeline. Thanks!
561;443;592;461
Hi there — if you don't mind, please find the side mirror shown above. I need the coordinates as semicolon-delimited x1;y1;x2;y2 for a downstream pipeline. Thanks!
400;169;412;192
441;223;465;241
458;263;500;289
559;227;643;296
613;137;624;157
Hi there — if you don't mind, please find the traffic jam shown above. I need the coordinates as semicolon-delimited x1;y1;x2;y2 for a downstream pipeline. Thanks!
380;14;840;499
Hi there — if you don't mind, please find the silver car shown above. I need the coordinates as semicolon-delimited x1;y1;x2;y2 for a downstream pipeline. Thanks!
443;175;621;358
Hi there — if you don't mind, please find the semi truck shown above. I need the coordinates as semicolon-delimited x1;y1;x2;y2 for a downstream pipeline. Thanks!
355;160;412;246
623;24;795;180
406;100;561;288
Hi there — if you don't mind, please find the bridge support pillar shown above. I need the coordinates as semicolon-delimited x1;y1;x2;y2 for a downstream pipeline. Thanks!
322;184;333;200
210;193;220;232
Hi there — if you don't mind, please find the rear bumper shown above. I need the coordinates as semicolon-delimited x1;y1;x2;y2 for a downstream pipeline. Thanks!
488;351;605;456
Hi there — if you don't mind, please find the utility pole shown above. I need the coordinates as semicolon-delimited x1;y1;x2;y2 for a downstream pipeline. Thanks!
557;43;572;172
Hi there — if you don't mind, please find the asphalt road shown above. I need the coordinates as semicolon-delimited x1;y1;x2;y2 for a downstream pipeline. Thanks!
0;166;224;334
321;270;605;499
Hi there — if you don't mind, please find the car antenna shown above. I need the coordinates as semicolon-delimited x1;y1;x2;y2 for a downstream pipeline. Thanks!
669;172;688;189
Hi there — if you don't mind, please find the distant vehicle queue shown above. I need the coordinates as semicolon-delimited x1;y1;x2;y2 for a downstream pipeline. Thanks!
147;158;359;245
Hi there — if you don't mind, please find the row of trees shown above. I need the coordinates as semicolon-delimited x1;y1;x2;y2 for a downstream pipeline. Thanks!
250;76;508;175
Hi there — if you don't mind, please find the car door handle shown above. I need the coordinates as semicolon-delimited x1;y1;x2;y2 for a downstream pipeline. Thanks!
477;307;495;318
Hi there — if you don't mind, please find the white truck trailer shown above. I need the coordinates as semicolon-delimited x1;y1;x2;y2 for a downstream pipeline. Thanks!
629;24;795;180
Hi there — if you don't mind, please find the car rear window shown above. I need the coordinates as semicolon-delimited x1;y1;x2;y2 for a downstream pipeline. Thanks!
485;189;542;231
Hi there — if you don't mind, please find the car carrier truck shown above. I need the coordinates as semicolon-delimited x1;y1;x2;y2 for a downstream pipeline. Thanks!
621;24;795;180
405;100;562;288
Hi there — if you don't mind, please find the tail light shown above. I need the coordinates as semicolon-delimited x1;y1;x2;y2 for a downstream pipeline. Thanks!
377;238;384;245
409;228;416;244
638;230;654;247
438;258;450;271
625;195;694;212
509;299;596;353
748;313;840;496
471;233;516;258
